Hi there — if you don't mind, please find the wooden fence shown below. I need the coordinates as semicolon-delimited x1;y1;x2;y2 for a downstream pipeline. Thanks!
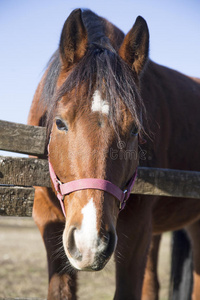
0;119;197;299
1;119;200;217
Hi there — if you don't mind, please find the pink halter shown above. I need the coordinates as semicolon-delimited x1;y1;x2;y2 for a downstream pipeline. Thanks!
48;148;137;218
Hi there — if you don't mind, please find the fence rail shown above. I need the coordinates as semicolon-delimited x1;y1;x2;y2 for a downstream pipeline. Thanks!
0;120;46;156
0;120;200;217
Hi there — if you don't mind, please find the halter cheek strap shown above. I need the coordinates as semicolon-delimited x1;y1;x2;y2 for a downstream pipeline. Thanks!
48;149;137;217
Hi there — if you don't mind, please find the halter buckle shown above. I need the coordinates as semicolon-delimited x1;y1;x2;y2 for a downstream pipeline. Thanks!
56;179;64;201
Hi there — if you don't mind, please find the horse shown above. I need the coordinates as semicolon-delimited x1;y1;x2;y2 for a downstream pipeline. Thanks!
27;8;200;300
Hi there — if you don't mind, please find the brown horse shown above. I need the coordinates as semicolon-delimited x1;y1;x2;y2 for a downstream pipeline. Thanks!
28;9;200;300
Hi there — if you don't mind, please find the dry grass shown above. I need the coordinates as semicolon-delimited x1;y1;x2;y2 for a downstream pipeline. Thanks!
0;217;170;299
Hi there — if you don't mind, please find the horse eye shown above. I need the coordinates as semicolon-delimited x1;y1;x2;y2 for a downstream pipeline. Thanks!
131;125;139;136
56;119;68;132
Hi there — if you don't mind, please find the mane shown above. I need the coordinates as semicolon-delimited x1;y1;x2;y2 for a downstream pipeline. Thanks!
41;49;61;105
82;9;110;46
41;10;146;140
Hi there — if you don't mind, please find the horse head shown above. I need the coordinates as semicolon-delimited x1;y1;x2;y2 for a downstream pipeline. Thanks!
48;9;149;271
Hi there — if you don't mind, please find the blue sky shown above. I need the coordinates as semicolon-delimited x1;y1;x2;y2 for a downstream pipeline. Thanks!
0;0;199;127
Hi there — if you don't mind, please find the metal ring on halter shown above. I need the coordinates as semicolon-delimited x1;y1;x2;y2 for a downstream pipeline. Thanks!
119;189;128;210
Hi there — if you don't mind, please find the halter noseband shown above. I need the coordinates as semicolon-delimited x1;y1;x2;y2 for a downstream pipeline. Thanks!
48;147;137;218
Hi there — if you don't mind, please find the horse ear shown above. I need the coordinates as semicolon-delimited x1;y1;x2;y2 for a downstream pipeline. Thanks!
119;16;149;76
59;9;88;68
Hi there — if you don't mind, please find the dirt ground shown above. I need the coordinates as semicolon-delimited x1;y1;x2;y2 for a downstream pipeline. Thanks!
0;217;170;300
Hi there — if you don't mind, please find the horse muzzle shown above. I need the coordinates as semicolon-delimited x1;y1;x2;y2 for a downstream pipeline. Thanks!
63;221;117;271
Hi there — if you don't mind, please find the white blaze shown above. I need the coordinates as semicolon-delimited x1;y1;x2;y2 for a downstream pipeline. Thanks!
63;198;106;270
91;90;109;114
74;198;98;252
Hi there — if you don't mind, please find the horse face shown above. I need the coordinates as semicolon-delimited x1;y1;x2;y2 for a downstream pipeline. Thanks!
48;9;149;271
48;89;139;271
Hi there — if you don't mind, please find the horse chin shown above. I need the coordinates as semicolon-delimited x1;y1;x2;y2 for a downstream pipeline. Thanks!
67;253;110;272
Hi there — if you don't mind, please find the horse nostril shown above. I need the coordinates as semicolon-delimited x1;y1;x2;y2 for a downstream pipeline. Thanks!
102;231;116;259
67;227;82;261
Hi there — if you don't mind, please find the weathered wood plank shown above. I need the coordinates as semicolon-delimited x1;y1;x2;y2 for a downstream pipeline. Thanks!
1;156;200;199
0;156;50;187
0;120;46;156
0;186;34;217
133;167;200;199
